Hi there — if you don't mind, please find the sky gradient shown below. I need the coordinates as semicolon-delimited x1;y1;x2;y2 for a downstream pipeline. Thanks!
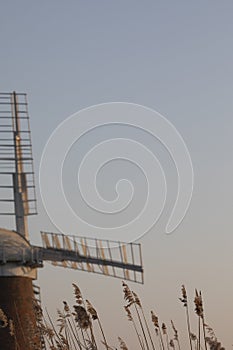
1;1;233;348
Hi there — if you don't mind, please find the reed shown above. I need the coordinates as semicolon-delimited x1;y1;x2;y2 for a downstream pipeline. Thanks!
0;284;226;350
179;285;193;350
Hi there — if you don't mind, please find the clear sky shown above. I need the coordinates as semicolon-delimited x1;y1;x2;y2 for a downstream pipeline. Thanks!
1;1;233;348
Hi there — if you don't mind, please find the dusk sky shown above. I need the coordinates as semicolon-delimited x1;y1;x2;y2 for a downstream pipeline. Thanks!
1;1;233;348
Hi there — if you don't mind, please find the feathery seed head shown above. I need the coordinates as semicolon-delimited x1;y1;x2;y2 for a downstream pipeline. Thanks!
9;319;14;336
132;291;142;308
73;305;90;330
151;311;159;328
171;320;178;340
124;306;133;321
63;301;70;314
162;323;167;335
72;283;83;305
170;339;175;348
194;290;204;318
0;308;8;328
118;336;128;350
122;281;134;306
86;300;98;320
179;285;187;307
190;333;197;341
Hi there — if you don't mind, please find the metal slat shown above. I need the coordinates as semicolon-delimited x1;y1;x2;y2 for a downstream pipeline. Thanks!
0;92;37;219
39;231;143;283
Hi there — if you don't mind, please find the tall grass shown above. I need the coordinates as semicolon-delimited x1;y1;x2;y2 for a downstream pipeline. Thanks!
0;284;226;350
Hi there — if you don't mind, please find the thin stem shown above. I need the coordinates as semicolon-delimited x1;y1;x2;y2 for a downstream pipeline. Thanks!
154;330;162;350
158;327;165;350
66;318;83;350
186;305;193;350
134;303;150;350
198;317;201;350
89;322;98;349
64;314;79;350
131;317;145;350
97;318;109;350
45;308;64;348
176;338;181;350
80;327;88;349
140;306;157;350
202;317;207;350
165;334;170;350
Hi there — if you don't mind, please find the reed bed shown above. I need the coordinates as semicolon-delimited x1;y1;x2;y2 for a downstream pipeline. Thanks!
0;283;225;350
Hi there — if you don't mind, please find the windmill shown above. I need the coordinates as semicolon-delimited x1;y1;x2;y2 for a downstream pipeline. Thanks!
0;92;143;350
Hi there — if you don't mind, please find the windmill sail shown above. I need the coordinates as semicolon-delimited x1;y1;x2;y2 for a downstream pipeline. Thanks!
40;231;143;283
0;92;37;238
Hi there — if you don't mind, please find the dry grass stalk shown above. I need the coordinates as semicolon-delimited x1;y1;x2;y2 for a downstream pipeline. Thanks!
125;305;144;350
132;291;156;350
179;285;193;350
122;282;150;350
86;299;109;350
161;323;170;350
151;311;165;350
171;320;181;350
118;336;129;350
122;282;134;307
194;290;207;350
190;333;198;350
45;307;66;349
8;319;14;336
204;324;225;350
194;290;203;319
169;339;175;349
72;283;84;305
0;307;8;328
2;281;225;350
72;283;99;349
86;300;98;321
73;305;90;331
63;301;83;350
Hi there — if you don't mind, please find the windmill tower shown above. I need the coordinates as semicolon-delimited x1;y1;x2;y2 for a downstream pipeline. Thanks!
0;92;143;350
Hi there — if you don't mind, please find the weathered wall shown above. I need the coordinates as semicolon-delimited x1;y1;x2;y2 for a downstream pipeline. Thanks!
0;276;41;350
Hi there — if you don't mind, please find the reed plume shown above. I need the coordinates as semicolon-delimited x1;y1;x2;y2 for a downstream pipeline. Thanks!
122;282;150;350
0;308;8;328
5;281;225;350
151;311;165;350
122;281;134;307
161;323;169;350
169;339;175;349
179;285;193;350
86;299;108;350
118;336;129;350
194;290;207;350
171;320;181;350
204;324;225;350
73;305;90;330
132;291;156;350
72;283;84;305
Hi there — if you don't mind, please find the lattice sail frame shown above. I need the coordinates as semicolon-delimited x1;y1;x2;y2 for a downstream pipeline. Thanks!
41;231;143;283
0;92;37;238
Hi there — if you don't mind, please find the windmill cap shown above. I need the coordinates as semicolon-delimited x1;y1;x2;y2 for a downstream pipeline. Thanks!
0;227;30;249
0;228;37;279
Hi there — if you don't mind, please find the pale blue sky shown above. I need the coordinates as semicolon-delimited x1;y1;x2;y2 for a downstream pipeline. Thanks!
1;1;233;348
